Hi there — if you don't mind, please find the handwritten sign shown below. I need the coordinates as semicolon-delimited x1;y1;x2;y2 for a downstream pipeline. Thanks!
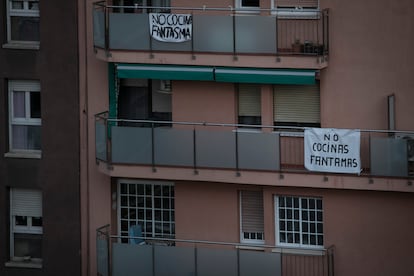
149;13;192;42
304;128;361;174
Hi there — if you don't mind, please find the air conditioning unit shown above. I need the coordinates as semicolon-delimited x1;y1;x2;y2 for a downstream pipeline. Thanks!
395;134;414;161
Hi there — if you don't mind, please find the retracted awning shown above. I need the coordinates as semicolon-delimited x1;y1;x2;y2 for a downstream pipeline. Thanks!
116;64;215;81
116;64;317;85
214;67;317;85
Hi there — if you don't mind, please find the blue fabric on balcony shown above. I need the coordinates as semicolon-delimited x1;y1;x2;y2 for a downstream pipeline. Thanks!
116;64;215;81
116;63;317;85
214;67;317;85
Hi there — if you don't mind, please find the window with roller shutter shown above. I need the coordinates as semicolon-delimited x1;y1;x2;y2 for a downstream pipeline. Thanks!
240;190;264;244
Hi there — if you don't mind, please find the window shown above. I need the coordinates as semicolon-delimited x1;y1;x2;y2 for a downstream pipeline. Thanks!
273;84;320;129
10;188;43;263
118;180;175;241
113;0;170;13
240;191;264;244
275;195;323;248
236;0;259;10
8;80;41;152
273;0;319;17
117;78;172;126
7;0;40;43
238;84;261;126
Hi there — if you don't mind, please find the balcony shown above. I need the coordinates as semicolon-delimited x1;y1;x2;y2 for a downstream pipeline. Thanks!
97;225;335;276
92;2;329;69
95;112;414;183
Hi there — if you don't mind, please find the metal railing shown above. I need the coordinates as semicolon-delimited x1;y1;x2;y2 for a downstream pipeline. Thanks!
95;112;414;178
93;1;329;57
97;224;335;276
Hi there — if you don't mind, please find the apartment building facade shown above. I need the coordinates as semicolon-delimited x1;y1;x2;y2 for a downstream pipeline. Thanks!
0;1;82;276
85;0;414;276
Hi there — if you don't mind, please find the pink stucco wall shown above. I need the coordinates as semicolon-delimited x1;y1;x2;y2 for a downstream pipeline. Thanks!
320;0;414;130
173;81;237;124
176;182;414;276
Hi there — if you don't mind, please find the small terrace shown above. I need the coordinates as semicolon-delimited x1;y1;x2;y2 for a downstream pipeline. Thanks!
95;112;414;183
97;224;335;276
92;2;329;69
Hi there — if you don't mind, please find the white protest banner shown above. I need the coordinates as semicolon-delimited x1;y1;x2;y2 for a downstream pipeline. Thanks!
304;128;361;174
149;13;192;42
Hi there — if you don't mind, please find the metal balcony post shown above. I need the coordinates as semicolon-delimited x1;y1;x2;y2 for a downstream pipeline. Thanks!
151;122;156;172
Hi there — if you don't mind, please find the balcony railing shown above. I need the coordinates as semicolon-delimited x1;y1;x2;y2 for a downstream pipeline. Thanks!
95;112;414;178
93;1;329;57
97;224;335;276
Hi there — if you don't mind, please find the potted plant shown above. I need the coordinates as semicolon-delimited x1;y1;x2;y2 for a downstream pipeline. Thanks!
292;38;303;53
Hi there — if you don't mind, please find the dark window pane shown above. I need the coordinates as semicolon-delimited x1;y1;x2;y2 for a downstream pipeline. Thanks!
279;209;285;219
121;220;128;232
317;211;323;221
129;184;136;194
287;221;292;231
154;185;161;196
129;196;136;207
30;92;41;118
310;211;315;221
302;234;309;244
138;210;144;219
302;222;309;232
120;183;128;194
318;235;324;245
309;199;315;209
32;217;42;227
279;197;285;207
280;233;286;243
310;235;316;245
302;210;308;220
280;221;285;231
317;223;323;233
146;210;152;220
310;223;316;233
145;185;152;195
293;197;299;208
14;233;42;258
163;198;170;209
294;221;299;231
15;216;28;226
154;210;161;221
316;199;322;210
11;16;40;41
154;197;161;208
294;233;300;243
286;197;292;207
301;198;308;209
241;0;259;7
294;210;299;219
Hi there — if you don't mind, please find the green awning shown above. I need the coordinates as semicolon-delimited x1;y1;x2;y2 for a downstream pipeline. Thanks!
116;64;214;81
214;67;317;85
116;64;317;85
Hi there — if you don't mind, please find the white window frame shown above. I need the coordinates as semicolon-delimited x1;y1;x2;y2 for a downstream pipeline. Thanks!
117;179;175;240
9;188;43;263
6;0;40;45
275;195;323;249
240;191;265;245
8;80;41;155
271;0;320;18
